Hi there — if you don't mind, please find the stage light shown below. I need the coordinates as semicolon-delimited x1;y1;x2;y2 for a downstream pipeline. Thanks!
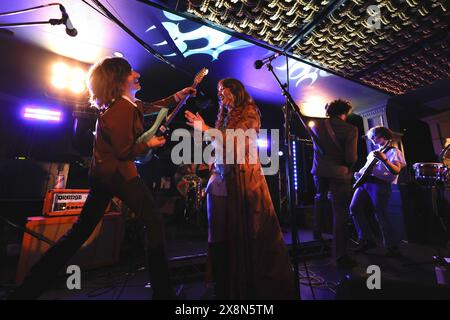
70;82;85;94
257;138;268;148
301;96;328;118
69;68;86;93
51;63;86;94
51;62;70;89
278;151;283;156
292;141;298;190
113;51;124;57
308;121;316;128
23;107;62;122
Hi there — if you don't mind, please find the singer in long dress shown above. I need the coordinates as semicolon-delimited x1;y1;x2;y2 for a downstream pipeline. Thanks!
185;78;298;300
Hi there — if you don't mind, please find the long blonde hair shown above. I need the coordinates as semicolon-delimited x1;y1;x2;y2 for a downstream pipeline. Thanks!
87;57;132;109
215;78;259;129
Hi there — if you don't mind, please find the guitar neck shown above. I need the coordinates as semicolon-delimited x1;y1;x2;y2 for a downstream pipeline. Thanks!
157;68;207;132
165;92;192;127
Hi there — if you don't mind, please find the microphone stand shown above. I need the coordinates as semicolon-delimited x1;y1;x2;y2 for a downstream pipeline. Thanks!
263;61;325;299
0;3;67;30
0;19;66;29
265;62;324;156
90;0;177;70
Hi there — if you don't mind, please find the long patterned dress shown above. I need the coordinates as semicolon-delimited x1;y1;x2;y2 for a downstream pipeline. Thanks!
208;104;298;300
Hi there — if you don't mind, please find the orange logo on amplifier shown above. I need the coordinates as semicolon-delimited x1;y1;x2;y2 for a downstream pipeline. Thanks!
43;189;90;217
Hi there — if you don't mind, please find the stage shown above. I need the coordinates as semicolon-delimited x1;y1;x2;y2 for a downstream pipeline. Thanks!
1;0;450;304
2;229;449;300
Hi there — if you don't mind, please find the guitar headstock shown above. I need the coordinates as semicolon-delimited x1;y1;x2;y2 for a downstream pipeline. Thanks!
192;68;208;87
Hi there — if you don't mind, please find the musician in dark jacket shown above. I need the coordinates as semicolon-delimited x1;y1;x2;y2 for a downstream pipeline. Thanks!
310;99;358;267
350;126;406;258
9;57;194;300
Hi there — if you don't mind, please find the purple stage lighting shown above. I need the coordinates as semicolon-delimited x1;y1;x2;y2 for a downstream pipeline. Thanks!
23;107;62;122
257;138;268;148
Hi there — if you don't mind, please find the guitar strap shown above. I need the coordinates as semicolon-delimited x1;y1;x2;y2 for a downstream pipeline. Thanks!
324;118;343;152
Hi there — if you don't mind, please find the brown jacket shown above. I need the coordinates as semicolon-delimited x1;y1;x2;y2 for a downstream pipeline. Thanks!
310;117;358;180
89;95;177;184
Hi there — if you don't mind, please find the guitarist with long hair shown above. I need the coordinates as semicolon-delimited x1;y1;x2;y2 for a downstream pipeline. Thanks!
9;57;195;299
350;126;406;258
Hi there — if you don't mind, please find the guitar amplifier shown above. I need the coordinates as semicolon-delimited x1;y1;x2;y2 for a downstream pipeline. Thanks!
16;212;124;284
43;189;117;217
43;189;94;217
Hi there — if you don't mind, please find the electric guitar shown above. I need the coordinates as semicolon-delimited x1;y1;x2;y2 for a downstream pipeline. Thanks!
135;68;209;164
352;140;393;191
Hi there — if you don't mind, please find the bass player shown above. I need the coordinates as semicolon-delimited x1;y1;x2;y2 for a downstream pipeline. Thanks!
350;126;406;258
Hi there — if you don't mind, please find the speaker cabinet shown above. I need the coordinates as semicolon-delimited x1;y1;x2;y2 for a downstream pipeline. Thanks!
16;212;123;284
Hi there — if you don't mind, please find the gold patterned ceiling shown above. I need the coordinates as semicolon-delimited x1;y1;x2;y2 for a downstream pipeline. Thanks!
186;0;450;95
187;0;332;47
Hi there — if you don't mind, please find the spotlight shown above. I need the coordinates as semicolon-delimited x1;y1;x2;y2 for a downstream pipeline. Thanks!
301;96;327;118
23;107;62;122
69;68;86;93
308;121;315;128
51;62;70;89
257;139;268;148
113;51;124;57
50;62;86;94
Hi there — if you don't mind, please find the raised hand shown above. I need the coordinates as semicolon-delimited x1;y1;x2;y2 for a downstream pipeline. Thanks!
176;87;197;101
185;110;208;132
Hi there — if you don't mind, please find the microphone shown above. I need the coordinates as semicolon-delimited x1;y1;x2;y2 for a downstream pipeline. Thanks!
59;5;77;37
254;52;282;69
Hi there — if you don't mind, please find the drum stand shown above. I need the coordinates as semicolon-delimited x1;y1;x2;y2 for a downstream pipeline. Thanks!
403;178;449;269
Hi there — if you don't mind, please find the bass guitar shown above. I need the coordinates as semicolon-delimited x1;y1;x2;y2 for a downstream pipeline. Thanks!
352;140;393;191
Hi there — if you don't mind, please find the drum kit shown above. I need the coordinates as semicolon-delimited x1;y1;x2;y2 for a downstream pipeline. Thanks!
412;162;448;185
183;174;205;220
412;144;450;186
175;164;209;225
406;145;450;268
